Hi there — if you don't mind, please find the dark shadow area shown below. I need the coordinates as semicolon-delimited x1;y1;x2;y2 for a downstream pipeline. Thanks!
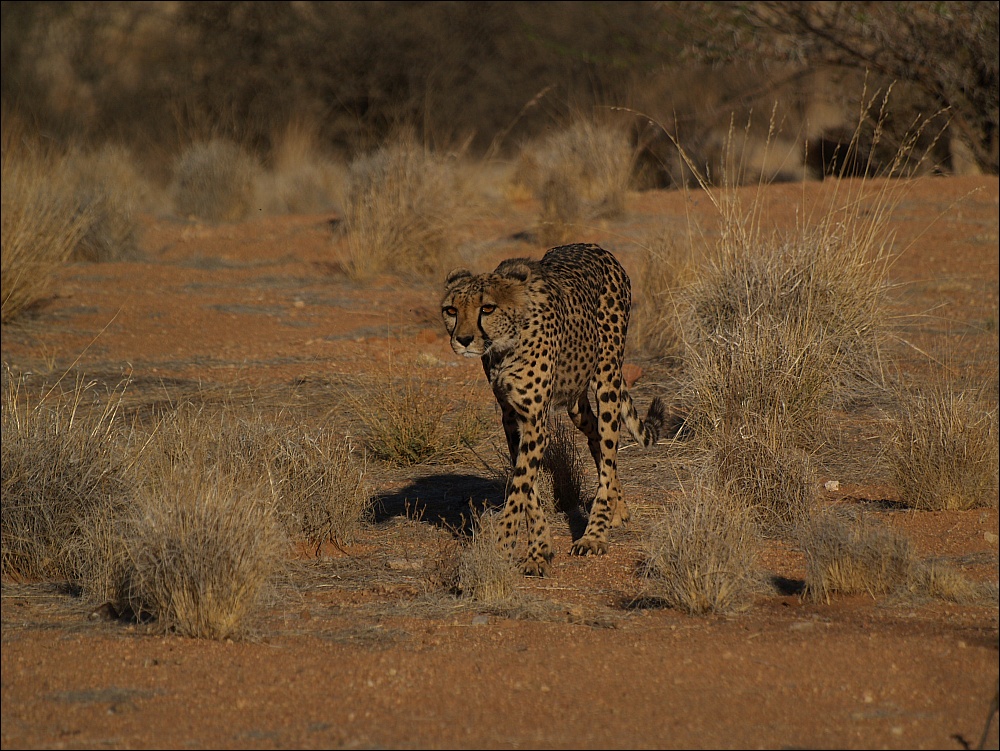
770;575;807;597
373;473;506;535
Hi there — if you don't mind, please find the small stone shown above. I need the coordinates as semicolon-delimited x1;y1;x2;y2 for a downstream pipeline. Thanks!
824;480;840;492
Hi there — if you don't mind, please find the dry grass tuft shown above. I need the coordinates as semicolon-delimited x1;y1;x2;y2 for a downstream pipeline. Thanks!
910;559;995;605
0;370;133;581
347;373;485;466
122;467;288;640
799;508;916;602
514;118;635;246
629;226;698;362
540;417;589;518
454;511;521;605
703;423;817;539
640;482;762;615
1;120;93;321
171;138;262;222
341;135;465;280
62;144;152;262
134;401;375;549
886;382;998;511
261;118;346;215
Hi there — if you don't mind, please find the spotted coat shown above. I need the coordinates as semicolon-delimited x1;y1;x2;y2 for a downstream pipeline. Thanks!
441;243;665;575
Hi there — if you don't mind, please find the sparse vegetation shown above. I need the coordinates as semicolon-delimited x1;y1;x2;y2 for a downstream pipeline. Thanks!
453;511;521;606
0;372;132;581
63;144;151;262
122;467;288;640
798;508;996;605
514;118;636;246
629;226;697;362
799;508;916;602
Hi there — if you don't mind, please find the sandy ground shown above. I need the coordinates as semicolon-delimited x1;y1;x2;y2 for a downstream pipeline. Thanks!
2;174;998;749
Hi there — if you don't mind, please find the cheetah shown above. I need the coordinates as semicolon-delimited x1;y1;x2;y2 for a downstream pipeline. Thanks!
441;243;665;576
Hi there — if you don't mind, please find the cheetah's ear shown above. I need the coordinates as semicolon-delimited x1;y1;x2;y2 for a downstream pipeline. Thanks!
445;268;472;288
496;260;532;283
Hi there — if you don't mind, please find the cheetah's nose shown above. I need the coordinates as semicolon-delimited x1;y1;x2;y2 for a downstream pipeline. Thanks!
456;335;474;347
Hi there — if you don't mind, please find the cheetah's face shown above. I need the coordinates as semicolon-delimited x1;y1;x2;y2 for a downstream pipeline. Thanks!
441;267;530;358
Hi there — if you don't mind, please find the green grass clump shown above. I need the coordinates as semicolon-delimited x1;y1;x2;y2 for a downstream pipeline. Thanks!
640;483;761;615
886;383;998;511
171;138;262;222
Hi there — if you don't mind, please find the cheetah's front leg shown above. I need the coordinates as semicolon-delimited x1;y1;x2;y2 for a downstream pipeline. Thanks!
497;411;553;576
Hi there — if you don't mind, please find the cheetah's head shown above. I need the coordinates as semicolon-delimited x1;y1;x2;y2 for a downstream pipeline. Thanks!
440;261;533;358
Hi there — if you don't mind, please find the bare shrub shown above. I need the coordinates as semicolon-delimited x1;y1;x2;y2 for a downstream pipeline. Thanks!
62;143;154;261
799;508;918;602
122;467;288;640
347;374;485;466
886;383;998;511
640;483;761;615
1;120;92;321
341;135;463;280
171;138;262;222
0;370;132;580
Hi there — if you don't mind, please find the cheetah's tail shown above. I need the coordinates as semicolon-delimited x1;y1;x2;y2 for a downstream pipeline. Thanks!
623;394;667;447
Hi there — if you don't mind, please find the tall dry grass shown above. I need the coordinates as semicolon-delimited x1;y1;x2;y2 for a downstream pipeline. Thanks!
1;370;134;581
260;118;346;215
62;143;152;262
886;382;998;511
664;100;921;538
1;121;92;321
340;135;466;280
629;226;698;362
2;369;375;638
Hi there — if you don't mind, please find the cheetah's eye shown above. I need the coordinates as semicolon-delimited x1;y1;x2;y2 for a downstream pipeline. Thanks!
480;304;496;315
443;306;458;317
